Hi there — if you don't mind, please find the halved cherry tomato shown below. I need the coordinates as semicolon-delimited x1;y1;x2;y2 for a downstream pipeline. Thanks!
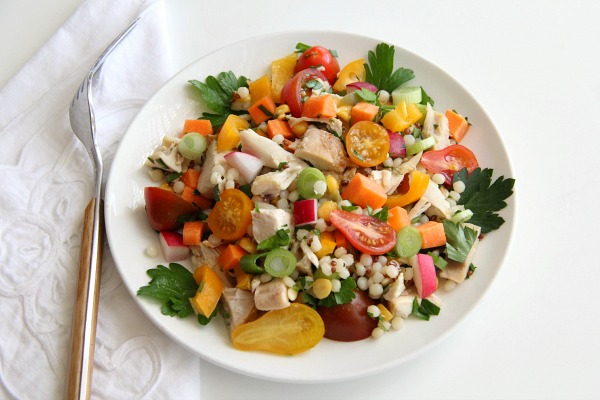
207;188;253;240
317;290;377;342
329;209;396;255
345;121;390;167
294;45;340;85
144;187;199;231
281;68;328;117
420;144;479;185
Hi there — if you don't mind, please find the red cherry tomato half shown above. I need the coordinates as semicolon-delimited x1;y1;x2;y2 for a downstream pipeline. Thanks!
294;45;340;85
329;210;396;255
420;144;479;185
281;68;328;118
144;187;199;231
317;290;378;342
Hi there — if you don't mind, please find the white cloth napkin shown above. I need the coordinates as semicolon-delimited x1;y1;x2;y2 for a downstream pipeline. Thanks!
0;0;202;398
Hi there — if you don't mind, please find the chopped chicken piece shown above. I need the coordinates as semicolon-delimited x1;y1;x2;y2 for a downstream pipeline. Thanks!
190;243;234;287
288;117;343;137
251;162;303;198
387;293;415;318
398;152;422;175
294;127;349;172
422;103;451;150
370;169;404;195
251;207;294;243
220;288;258;334
239;128;306;169
196;139;228;198
383;273;406;301
439;223;482;283
254;279;290;311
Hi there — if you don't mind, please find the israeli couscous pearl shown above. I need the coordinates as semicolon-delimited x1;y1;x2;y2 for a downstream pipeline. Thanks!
146;245;159;257
391;317;404;330
280;190;289;200
355;263;366;276
403;268;414;281
283;276;296;288
331;279;341;292
377;255;387;264
337;267;350;279
226;168;239;181
276;198;289;209
449;191;461;201
453;180;466;193
372;271;385;284
372;262;383;273
432;173;446;185
357;276;369;291
383;157;393;167
287;287;298;301
272;134;284;144
314;218;328;232
296;229;310;240
385;264;399;279
310;236;322;252
379;320;391;331
360;254;373;266
172;180;185;194
225;179;235;190
404;134;416;146
371;327;385;339
288;190;300;202
334;247;347;258
369;283;384;298
259;273;272;283
320;263;332;276
367;305;380;318
149;169;164;181
392;157;403;167
341;254;354;266
419;215;429;224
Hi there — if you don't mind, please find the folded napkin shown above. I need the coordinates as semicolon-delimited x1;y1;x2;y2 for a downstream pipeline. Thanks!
0;0;202;398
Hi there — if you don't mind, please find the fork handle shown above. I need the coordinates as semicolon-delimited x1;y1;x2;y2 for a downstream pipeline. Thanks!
66;197;104;400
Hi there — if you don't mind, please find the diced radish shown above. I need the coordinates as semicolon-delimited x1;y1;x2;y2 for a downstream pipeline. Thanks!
293;199;318;226
224;151;264;183
388;130;406;158
346;82;378;93
413;253;437;298
158;231;190;262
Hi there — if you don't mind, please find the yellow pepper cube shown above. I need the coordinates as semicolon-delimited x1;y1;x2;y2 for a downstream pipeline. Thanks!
380;100;423;132
315;231;337;259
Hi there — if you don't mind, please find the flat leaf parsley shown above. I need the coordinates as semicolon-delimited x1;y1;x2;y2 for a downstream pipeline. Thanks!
453;167;515;234
189;71;248;128
364;43;415;93
137;263;199;318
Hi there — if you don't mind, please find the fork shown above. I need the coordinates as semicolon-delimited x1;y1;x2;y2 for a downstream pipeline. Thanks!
66;17;140;400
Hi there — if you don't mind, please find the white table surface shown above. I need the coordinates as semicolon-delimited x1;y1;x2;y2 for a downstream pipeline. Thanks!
2;0;599;399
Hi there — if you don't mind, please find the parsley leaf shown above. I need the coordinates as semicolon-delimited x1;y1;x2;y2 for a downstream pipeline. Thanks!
256;227;291;251
368;205;389;222
443;220;478;263
189;71;248;128
411;298;441;320
453;167;515;234
295;42;312;53
420;86;435;106
137;263;199;318
355;88;378;103
364;43;415;93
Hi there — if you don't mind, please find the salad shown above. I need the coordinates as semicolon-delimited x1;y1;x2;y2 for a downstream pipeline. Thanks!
137;42;515;356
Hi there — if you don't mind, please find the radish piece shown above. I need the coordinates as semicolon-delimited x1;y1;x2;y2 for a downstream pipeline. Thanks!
413;253;437;298
224;151;264;183
293;199;318;226
346;81;378;93
158;231;190;262
388;130;406;158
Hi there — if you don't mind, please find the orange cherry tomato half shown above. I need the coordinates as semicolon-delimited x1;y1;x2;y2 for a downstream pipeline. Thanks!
345;121;390;167
329;209;396;255
420;144;479;185
207;188;253;241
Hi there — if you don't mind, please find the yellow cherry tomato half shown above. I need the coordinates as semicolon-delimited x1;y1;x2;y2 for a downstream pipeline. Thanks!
345;120;390;167
207;188;253;241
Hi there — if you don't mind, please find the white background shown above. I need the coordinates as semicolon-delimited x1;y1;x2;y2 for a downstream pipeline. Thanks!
2;1;599;399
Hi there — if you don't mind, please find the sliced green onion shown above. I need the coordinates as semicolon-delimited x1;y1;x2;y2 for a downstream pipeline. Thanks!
178;132;207;161
450;209;473;224
239;253;268;274
406;136;436;156
427;251;448;270
264;248;296;278
395;225;422;258
297;167;326;199
392;86;422;105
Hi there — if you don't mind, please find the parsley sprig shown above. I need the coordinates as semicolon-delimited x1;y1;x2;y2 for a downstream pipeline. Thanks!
364;43;415;93
453;167;515;234
443;220;478;263
189;71;248;128
137;263;199;318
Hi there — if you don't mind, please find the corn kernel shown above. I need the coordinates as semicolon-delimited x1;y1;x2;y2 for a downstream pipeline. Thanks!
377;304;393;322
274;104;290;119
238;237;257;254
325;175;339;194
317;200;338;222
312;278;333;299
290;120;308;137
337;105;352;122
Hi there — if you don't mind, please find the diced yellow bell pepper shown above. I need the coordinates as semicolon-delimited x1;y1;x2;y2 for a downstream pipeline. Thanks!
248;75;274;105
191;265;225;317
377;304;393;321
380;100;423;132
315;231;337;259
217;114;250;151
271;53;297;103
234;264;253;291
333;58;365;93
386;171;430;208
